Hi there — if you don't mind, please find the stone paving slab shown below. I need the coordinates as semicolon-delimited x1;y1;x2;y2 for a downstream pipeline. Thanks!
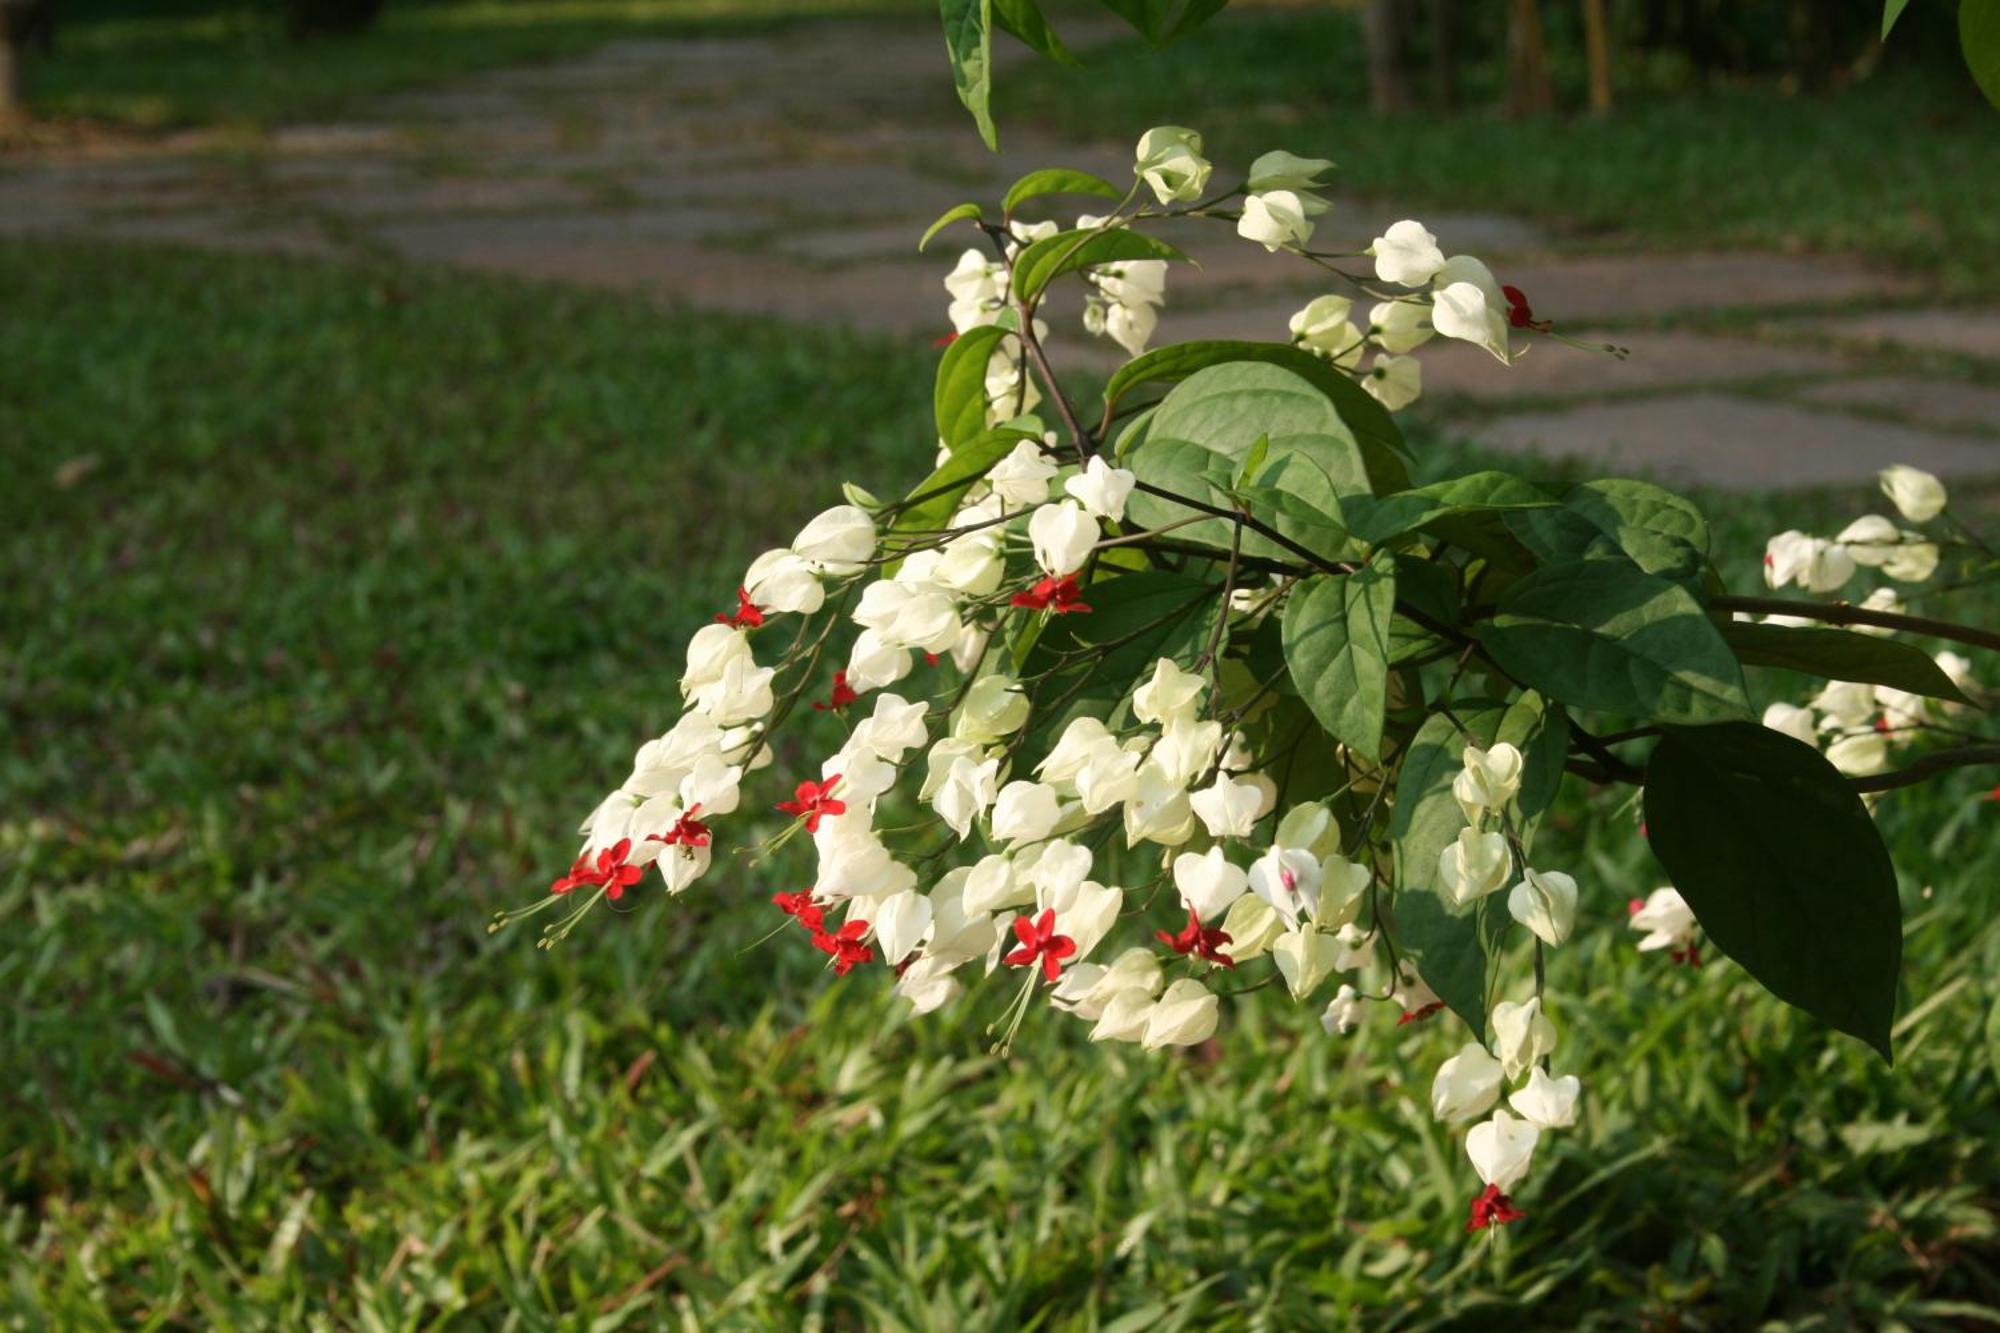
1419;330;1853;399
1462;394;2000;491
1793;375;2000;435
1494;251;1920;321
1808;309;2000;361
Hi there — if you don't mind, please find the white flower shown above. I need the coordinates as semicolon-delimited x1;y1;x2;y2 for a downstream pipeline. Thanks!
1876;684;1928;732
1761;702;1818;746
1140;978;1220;1048
1369;299;1434;354
1237;190;1314;252
1371;219;1446;287
895;955;964;1014
1880;464;1946;523
990;781;1062;844
931;755;1000;839
1030;500;1099;577
1453;742;1523;827
853;580;961;654
1020;838;1093;906
1133;658;1207;726
961;852;1030;916
1883;538;1939;584
1466;1110;1540;1191
1289;294;1359;357
1054;947;1163;1021
1506;868;1578;948
1275;802;1342;858
1273;927;1341;1000
743;548;826;615
846;628;913;691
944;249;1007;332
1220;893;1286;961
874;890;933;963
1008;218;1058;248
1247;149;1334;194
955;674;1030;743
1428;255;1511;363
932;529;1004;596
1189;774;1266;839
1134;126;1211;205
1438;828;1511;909
1038;716;1118;786
1095;297;1159;358
1491;996;1557;1081
1937;651;1978;698
686;654;774;726
1321;983;1366;1035
1629;887;1697;953
849;693;929;761
1247;844;1320;923
1431;1043;1504;1124
987;440;1058;509
1763;530;1854;594
1090;987;1157;1043
681;622;753;695
791;505;875;576
1363;354;1422;411
1149;716;1222;788
1064;456;1136;523
1122;760;1196;847
1173;846;1250;920
1095;259;1168;308
1509;1068;1581;1129
1812;679;1876;732
1837;514;1903;564
1826;731;1890;776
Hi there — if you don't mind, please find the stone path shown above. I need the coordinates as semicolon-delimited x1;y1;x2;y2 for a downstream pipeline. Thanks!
2;16;1996;489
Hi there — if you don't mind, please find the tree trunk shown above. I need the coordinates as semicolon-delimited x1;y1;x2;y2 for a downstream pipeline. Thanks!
1506;0;1554;117
1582;0;1614;113
1427;0;1457;111
1363;0;1413;115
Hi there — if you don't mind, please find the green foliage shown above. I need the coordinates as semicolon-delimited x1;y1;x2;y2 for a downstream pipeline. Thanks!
1964;0;2000;109
1645;724;1904;1059
1001;167;1123;216
1008;227;1187;302
1723;622;1974;704
4;239;2000;1327
935;322;1014;448
941;0;997;148
1281;562;1395;763
920;202;985;252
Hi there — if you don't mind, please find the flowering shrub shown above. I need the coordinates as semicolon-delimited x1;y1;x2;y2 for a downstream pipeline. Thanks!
499;16;2000;1233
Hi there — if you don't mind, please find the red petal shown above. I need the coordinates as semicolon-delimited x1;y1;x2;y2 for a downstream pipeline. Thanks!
1012;915;1038;947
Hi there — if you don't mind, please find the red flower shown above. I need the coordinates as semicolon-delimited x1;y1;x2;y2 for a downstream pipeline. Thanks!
777;776;847;833
1003;908;1078;983
1466;1183;1525;1233
1501;284;1550;332
1985;784;2000;803
646;804;711;849
1010;575;1092;615
812;918;873;975
1671;942;1703;969
811;670;859;713
1397;1001;1446;1027
715;586;765;629
551;838;644;901
923;652;941;667
933;330;960;347
1626;897;1646;917
773;888;826;933
1155;907;1235;967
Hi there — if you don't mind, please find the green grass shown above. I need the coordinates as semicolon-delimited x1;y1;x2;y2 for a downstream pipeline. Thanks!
5;239;2000;1328
1006;8;2000;296
19;0;922;130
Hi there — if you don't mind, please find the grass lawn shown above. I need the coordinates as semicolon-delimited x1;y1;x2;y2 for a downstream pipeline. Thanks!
17;0;923;130
5;239;2000;1327
1006;7;2000;297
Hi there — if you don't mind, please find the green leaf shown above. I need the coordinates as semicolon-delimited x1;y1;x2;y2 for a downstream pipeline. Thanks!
941;0;998;149
1093;0;1228;44
1721;622;1974;704
1340;471;1555;545
1010;228;1188;303
1480;558;1751;724
1143;361;1372;497
993;0;1077;64
1282;560;1396;762
1963;0;2000;109
1644;722;1902;1060
1882;0;1910;39
934;323;1012;449
1002;168;1121;216
1102;341;1409;494
1561;478;1710;585
919;202;984;252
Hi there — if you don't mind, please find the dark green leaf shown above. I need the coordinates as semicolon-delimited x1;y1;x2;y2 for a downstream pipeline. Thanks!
1010;228;1187;302
1882;0;1910;39
1645;722;1902;1059
1282;560;1396;762
1018;571;1217;756
1480;557;1751;724
941;0;998;149
1092;0;1228;43
919;202;984;252
993;0;1077;64
1340;471;1555;545
1496;690;1569;824
1001;168;1120;215
1102;341;1410;494
891;427;1036;551
934;323;1012;449
1963;0;2000;108
1561;478;1710;585
1143;361;1372;497
1721;622;1974;704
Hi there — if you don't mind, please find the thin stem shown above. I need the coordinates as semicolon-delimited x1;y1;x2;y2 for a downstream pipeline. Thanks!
1848;743;2000;794
1711;594;2000;654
